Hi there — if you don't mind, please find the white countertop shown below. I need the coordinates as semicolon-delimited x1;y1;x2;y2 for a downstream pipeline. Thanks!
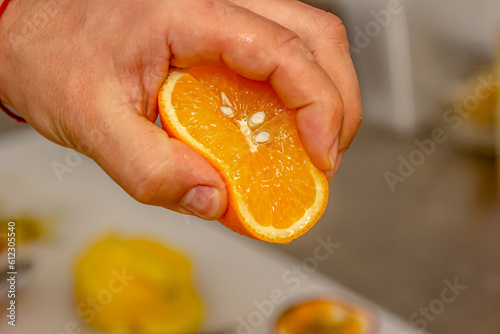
0;128;426;334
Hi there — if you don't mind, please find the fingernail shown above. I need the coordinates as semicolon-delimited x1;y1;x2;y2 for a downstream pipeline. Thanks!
326;151;345;182
326;169;335;182
334;151;345;175
180;186;222;220
328;137;339;171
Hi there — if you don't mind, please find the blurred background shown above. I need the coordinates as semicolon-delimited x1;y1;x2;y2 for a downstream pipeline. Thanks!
270;1;500;334
0;1;499;334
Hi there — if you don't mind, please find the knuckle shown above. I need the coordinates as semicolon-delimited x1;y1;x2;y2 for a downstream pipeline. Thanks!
132;172;162;206
319;12;347;38
348;96;363;129
273;29;311;63
314;12;350;49
130;158;172;206
275;29;304;52
324;89;345;114
352;112;363;128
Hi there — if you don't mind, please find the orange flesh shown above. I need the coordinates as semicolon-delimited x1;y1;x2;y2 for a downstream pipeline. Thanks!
171;67;317;230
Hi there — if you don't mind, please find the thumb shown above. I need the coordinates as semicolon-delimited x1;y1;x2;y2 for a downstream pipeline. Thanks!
84;106;228;220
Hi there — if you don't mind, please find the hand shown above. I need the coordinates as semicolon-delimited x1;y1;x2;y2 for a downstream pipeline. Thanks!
0;0;361;219
229;0;362;180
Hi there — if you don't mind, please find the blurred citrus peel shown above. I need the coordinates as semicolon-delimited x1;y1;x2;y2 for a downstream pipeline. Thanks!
275;299;374;334
0;218;45;252
74;235;203;334
159;66;329;244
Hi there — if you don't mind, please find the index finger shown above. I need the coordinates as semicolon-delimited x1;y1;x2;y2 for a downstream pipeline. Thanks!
161;0;343;171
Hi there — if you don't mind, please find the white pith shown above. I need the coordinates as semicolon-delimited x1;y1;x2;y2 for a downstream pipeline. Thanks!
237;119;258;152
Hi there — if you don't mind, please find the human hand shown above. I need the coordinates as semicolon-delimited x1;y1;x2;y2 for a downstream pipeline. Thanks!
0;0;361;219
229;0;362;180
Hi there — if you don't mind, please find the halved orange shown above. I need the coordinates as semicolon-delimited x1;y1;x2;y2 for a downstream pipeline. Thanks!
275;299;374;333
158;66;328;244
74;235;203;334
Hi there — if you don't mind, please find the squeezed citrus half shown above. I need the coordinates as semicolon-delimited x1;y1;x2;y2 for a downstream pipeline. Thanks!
158;66;328;243
74;235;203;334
275;299;373;333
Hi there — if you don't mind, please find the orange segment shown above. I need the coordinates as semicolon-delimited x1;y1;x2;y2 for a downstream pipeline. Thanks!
159;66;328;243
